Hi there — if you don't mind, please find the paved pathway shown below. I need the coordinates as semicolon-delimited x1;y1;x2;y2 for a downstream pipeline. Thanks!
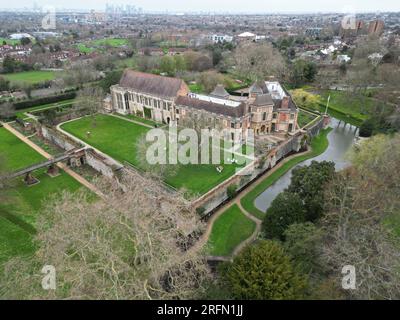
109;113;155;129
1;122;104;198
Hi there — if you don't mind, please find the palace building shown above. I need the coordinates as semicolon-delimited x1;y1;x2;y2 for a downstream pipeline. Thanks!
108;70;299;141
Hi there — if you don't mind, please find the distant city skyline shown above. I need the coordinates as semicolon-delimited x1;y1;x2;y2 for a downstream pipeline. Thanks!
1;0;400;13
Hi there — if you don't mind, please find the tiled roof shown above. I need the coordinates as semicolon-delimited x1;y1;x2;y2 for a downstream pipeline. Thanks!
176;95;247;118
119;70;186;99
253;94;274;106
210;84;230;99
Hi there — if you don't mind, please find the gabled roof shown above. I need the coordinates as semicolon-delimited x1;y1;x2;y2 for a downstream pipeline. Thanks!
249;83;263;95
210;84;230;99
249;81;269;95
176;96;247;118
253;94;274;106
119;70;186;99
273;98;298;112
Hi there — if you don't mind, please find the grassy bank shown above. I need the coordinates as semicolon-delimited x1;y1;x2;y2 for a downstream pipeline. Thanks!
207;204;256;257
240;128;332;220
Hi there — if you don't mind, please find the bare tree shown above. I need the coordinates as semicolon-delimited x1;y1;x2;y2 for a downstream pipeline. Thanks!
135;133;178;181
319;134;400;300
62;61;98;88
0;171;210;300
233;42;287;81
73;87;104;126
0;102;15;120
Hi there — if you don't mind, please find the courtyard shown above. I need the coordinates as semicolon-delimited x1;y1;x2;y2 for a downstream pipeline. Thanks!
61;114;251;196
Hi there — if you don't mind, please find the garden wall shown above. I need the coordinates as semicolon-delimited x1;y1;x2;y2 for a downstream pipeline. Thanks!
194;132;304;215
39;125;80;151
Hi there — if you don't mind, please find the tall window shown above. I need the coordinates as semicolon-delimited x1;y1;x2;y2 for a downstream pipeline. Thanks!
116;93;124;109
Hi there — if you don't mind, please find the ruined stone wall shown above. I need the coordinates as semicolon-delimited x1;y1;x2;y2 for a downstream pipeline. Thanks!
39;125;80;151
85;149;117;179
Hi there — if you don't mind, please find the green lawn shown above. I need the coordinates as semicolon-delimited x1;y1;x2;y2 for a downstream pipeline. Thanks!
0;127;44;171
0;128;85;264
61;114;244;195
92;38;129;47
207;204;256;256
241;128;332;220
3;70;57;85
304;90;386;127
76;43;95;54
298;110;318;128
116;113;158;127
77;38;129;54
0;38;20;45
189;83;205;94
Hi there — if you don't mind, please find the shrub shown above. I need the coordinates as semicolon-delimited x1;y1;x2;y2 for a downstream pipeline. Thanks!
227;184;237;200
222;240;307;299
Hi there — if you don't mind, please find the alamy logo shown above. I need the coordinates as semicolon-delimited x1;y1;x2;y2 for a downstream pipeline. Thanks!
341;6;357;30
41;265;56;290
341;265;356;290
145;127;255;175
42;6;56;30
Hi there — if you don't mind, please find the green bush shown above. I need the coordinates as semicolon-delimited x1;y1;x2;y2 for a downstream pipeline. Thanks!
227;184;237;200
13;92;77;110
222;240;307;300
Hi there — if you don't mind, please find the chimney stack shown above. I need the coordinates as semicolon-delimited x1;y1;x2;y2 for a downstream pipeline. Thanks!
281;96;290;109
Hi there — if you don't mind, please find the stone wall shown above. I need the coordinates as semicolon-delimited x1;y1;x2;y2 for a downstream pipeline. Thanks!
38;124;122;179
194;116;327;215
193;132;304;214
306;116;326;139
85;149;119;179
39;125;80;151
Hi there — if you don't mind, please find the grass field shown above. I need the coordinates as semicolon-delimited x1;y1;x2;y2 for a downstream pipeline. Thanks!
3;70;57;85
240;128;332;220
116;113;158;127
77;38;129;54
0;127;85;264
0;127;44;171
0;38;20;45
303;89;386;127
61;114;245;195
92;38;129;47
207;204;256;256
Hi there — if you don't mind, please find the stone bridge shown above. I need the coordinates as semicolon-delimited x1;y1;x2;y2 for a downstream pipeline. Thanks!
1;148;86;185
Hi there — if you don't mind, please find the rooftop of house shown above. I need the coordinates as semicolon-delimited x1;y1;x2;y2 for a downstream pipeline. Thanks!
176;95;247;118
118;69;187;99
210;84;230;99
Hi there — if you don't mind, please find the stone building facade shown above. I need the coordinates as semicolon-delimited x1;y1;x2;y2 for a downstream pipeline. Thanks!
110;70;298;141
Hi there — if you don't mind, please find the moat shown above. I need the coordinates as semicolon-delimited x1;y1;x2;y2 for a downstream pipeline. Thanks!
254;118;357;213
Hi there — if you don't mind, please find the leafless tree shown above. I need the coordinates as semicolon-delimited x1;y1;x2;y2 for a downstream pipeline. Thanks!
233;42;287;81
0;102;15;120
62;61;98;88
319;134;400;300
73;87;104;126
0;171;210;300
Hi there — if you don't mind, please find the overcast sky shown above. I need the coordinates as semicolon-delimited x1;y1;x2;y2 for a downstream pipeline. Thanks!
2;0;400;13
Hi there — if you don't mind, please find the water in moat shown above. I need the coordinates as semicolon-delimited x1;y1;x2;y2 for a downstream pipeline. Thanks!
254;118;357;213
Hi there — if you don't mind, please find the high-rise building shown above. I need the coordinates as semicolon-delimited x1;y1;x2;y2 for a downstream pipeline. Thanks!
368;20;385;36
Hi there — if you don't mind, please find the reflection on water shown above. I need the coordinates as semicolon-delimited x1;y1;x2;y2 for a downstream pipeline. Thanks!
254;118;356;213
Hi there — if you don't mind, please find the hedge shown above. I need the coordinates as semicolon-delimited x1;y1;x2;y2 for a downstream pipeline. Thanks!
12;91;77;110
